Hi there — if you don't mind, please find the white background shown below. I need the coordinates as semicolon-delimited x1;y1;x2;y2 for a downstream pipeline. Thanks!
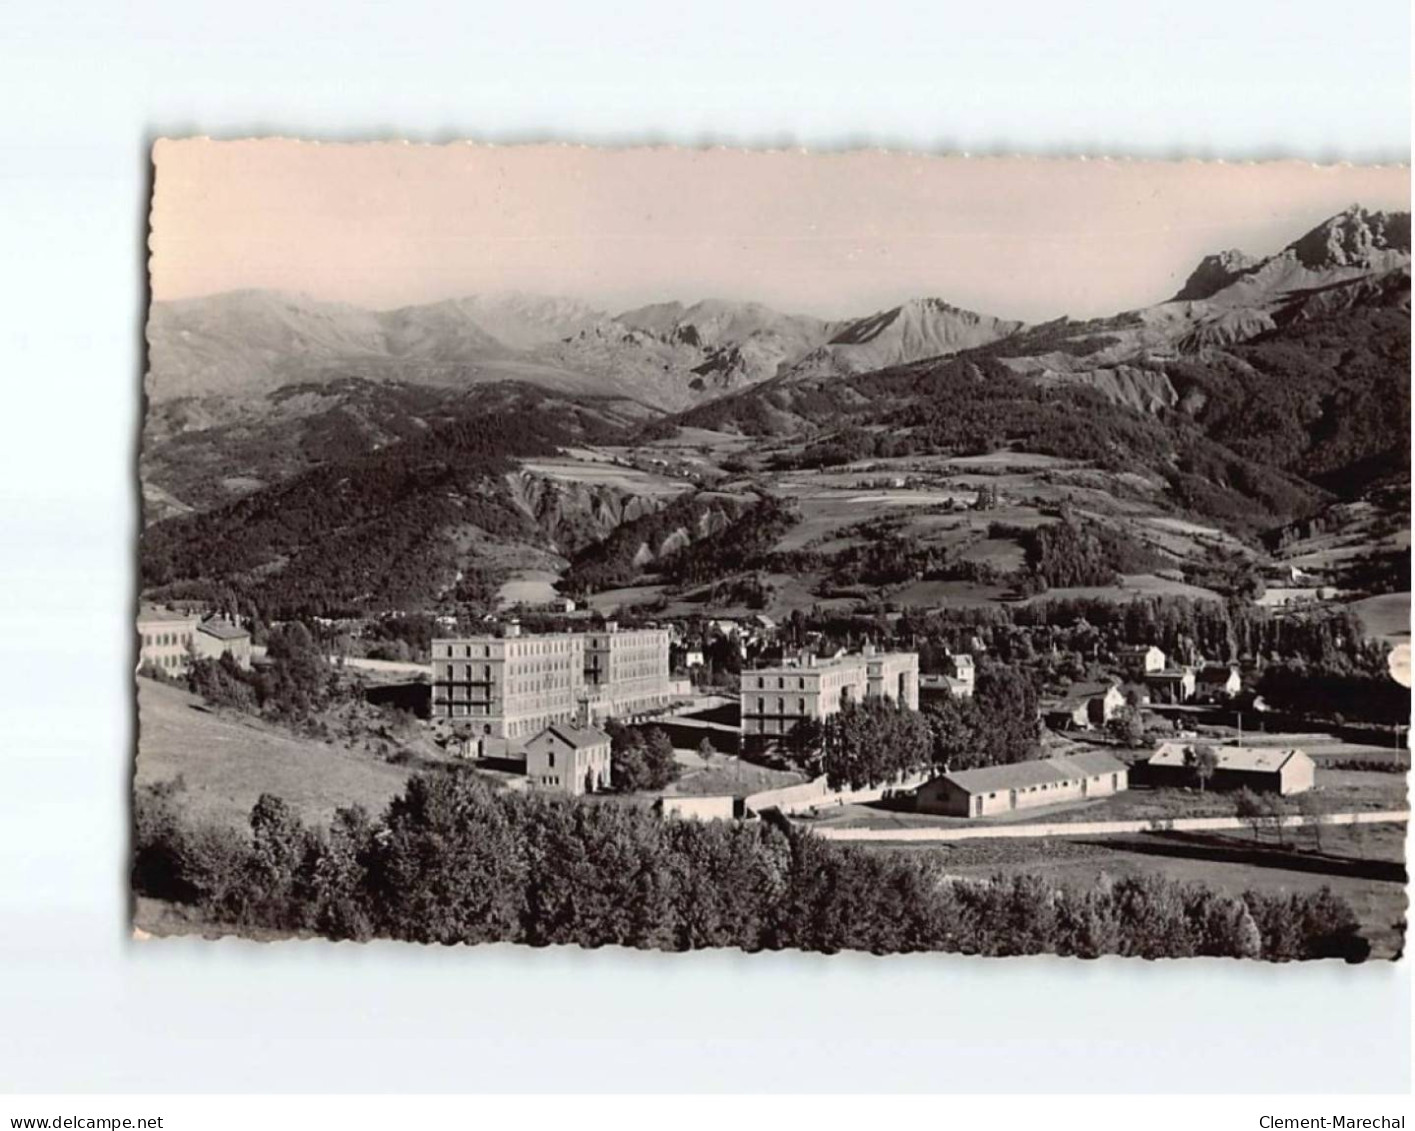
0;0;1410;1095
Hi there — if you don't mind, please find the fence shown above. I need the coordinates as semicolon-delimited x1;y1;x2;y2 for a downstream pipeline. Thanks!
744;771;931;817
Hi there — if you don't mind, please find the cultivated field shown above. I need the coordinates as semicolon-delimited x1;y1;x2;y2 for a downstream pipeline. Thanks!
1348;591;1411;647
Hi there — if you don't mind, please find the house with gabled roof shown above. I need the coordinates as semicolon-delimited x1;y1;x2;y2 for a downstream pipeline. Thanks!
1042;681;1125;731
524;722;612;796
1195;663;1242;701
1117;645;1166;675
915;750;1129;818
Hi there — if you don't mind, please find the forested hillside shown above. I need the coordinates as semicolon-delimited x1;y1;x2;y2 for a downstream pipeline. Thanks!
140;405;604;616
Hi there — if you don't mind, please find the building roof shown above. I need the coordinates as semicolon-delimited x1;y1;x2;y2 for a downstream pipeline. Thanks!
1148;742;1307;773
1046;750;1129;778
941;760;1071;794
1118;644;1163;655
1145;668;1193;682
940;750;1129;795
1050;681;1120;710
137;606;199;625
1196;664;1240;684
533;723;611;750
197;619;250;641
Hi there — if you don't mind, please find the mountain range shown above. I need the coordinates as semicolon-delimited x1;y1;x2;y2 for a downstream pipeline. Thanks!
140;206;1411;617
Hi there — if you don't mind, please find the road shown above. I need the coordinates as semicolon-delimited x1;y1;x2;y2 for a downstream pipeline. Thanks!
813;809;1410;843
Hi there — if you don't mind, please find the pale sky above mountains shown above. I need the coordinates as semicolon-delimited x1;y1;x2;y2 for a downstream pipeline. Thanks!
150;140;1410;322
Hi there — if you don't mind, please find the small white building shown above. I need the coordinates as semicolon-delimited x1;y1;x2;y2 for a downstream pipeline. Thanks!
1195;663;1242;700
1118;645;1167;675
524;723;612;796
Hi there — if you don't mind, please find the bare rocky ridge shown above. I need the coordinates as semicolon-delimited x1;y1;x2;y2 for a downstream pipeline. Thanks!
147;289;1023;410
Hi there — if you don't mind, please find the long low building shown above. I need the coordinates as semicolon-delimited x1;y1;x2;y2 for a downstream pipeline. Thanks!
1138;742;1315;795
916;751;1129;819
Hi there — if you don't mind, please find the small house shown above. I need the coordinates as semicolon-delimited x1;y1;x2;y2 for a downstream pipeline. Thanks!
524;723;612;796
1195;663;1242;700
1117;645;1167;675
1144;667;1197;704
1043;682;1124;731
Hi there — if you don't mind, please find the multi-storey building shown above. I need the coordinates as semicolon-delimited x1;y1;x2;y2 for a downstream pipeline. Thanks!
138;607;253;674
137;607;200;674
864;645;919;710
431;623;672;740
584;623;672;720
739;645;920;751
432;627;585;739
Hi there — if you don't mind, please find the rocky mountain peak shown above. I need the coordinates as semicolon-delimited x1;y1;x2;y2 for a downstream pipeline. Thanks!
1173;249;1264;302
1287;205;1411;270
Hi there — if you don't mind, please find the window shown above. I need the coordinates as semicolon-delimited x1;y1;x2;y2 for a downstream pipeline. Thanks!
548;750;555;768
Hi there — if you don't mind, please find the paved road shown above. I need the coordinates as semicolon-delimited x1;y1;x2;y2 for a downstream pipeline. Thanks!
813;809;1410;843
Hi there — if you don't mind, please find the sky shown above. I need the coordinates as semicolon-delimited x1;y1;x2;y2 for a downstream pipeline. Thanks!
150;141;1410;322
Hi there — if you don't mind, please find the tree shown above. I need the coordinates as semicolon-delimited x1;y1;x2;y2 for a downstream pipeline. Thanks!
1188;743;1220;793
775;715;817;769
922;691;980;771
1297;791;1330;853
696;737;716;767
610;726;680;792
821;699;931;791
643;728;682;790
1234;788;1267;842
1105;704;1145;748
972;664;1040;765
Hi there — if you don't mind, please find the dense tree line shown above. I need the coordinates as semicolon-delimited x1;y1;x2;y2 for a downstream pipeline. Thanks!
815;698;933;790
1256;663;1411;726
806;596;1387;676
132;771;1371;960
994;515;1168;593
921;665;1041;771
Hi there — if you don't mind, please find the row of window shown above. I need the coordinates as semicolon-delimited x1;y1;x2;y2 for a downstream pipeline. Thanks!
142;632;192;648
